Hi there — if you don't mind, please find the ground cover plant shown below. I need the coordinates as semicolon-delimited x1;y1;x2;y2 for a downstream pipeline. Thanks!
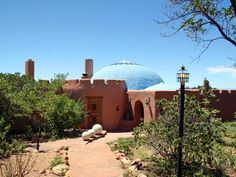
49;155;64;169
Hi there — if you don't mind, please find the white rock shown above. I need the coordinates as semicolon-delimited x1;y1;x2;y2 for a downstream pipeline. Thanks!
128;165;137;172
88;129;96;137
138;174;147;177
92;124;103;134
82;131;91;140
52;164;69;175
120;157;131;166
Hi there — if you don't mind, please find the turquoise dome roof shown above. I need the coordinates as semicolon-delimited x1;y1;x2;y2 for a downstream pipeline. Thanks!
92;60;163;90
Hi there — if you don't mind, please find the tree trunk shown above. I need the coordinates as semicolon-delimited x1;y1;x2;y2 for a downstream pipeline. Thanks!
230;0;236;16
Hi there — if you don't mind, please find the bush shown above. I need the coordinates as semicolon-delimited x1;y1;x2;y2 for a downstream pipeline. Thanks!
0;116;11;158
0;151;36;177
134;95;231;177
0;73;85;156
109;137;135;156
49;155;64;169
43;94;84;139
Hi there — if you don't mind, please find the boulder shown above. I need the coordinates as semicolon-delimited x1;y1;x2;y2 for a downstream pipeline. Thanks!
92;124;103;134
82;131;91;140
88;129;96;137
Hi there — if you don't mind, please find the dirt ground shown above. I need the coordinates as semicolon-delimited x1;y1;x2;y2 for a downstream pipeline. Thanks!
0;149;58;177
0;132;132;177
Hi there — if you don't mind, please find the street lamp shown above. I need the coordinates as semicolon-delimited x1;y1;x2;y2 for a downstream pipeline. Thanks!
176;66;189;177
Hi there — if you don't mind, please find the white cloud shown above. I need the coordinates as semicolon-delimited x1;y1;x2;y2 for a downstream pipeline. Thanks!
207;66;236;77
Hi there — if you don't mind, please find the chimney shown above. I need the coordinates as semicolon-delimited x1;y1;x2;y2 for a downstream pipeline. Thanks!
25;59;34;79
85;59;93;78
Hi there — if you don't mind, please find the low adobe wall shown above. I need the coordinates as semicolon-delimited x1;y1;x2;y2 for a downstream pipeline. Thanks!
128;89;236;123
212;90;236;121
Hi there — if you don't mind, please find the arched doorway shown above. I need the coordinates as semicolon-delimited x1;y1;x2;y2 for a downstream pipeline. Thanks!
134;100;144;125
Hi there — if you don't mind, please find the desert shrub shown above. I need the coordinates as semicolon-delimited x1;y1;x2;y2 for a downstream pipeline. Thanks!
0;152;36;177
134;95;232;177
49;155;64;169
109;137;136;156
0;116;11;157
0;73;85;155
43;94;84;139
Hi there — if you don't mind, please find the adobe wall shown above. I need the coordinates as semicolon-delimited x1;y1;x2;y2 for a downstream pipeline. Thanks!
63;79;127;131
129;89;236;123
127;90;157;123
212;90;236;121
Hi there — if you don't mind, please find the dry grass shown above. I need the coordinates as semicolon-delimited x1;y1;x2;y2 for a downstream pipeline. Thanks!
0;152;37;177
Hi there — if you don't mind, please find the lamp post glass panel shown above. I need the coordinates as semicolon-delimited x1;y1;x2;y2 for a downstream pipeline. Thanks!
176;66;189;177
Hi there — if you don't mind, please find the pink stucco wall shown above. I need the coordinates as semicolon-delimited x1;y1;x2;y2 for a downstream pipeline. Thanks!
63;82;236;131
63;79;127;131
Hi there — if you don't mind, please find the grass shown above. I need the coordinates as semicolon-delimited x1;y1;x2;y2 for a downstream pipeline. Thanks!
222;122;236;149
49;155;64;169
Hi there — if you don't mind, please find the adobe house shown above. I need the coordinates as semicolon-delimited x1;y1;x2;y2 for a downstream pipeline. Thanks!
25;59;236;131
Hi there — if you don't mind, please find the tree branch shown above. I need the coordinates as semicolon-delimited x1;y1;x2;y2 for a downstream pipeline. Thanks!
230;0;236;16
202;10;236;47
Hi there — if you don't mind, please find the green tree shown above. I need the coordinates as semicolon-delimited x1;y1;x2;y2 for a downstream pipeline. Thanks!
43;94;84;139
158;0;236;58
0;72;84;149
134;95;233;176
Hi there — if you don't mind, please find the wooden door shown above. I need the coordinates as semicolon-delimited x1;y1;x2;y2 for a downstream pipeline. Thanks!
86;97;102;128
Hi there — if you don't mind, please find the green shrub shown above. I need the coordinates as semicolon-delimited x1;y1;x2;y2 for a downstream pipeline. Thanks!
43;95;84;139
49;155;64;169
134;95;230;177
0;73;85;156
213;144;236;173
24;124;33;140
109;137;135;156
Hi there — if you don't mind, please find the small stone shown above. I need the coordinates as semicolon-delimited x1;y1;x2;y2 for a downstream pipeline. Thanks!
65;160;70;166
138;174;147;177
120;157;131;166
52;164;69;175
40;169;46;174
57;146;69;152
130;158;142;165
128;165;137;172
115;153;121;160
141;161;148;169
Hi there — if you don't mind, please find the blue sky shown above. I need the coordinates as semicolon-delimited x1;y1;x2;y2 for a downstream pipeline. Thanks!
0;0;235;89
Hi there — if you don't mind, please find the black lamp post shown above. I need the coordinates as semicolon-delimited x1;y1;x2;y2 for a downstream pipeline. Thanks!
176;66;189;177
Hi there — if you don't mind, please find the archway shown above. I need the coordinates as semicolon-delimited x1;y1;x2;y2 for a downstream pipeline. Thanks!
134;100;144;125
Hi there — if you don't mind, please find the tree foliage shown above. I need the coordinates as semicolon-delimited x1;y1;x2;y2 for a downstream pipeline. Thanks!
158;0;236;58
134;95;228;176
0;73;84;156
